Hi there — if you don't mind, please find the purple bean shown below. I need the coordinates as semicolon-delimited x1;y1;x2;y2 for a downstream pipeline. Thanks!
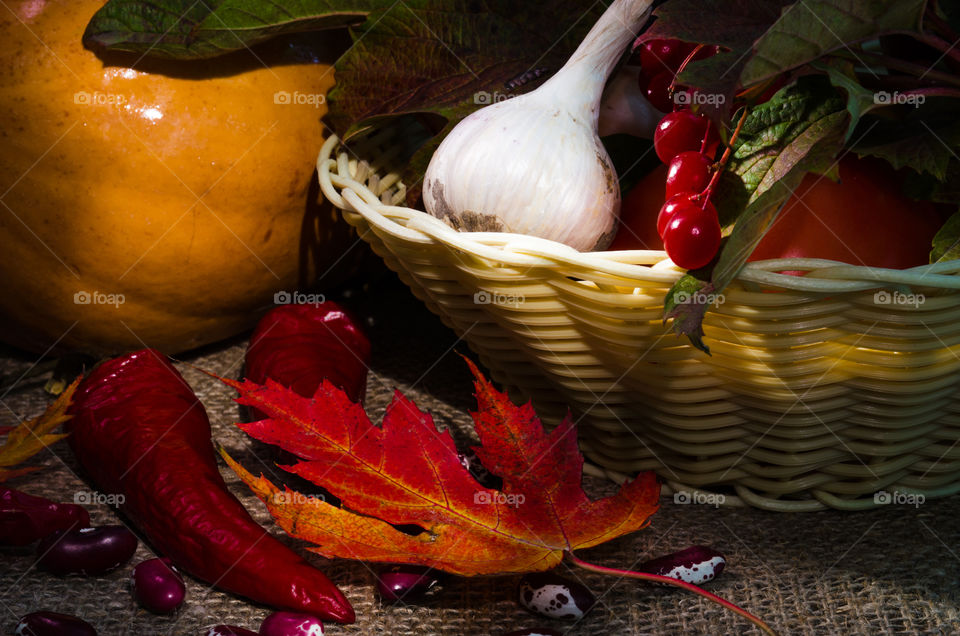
132;557;185;613
517;572;595;620
205;626;259;636
376;564;441;602
258;611;324;636
14;611;96;636
36;525;137;575
638;545;726;585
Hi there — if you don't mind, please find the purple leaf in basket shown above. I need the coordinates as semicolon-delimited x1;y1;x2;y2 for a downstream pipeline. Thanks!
326;0;609;203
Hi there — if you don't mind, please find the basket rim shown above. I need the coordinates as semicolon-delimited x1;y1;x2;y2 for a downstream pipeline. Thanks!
318;134;960;294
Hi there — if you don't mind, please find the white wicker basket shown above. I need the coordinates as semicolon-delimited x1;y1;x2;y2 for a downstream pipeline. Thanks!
317;122;960;511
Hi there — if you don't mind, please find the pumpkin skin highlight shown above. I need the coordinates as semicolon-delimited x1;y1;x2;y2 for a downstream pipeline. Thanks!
0;0;357;355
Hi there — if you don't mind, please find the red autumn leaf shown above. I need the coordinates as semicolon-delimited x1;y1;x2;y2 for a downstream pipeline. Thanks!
220;358;659;576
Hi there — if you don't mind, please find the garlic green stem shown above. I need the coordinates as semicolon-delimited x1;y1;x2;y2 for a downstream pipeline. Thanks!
538;0;654;120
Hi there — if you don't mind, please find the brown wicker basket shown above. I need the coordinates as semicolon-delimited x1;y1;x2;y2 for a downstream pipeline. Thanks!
317;122;960;511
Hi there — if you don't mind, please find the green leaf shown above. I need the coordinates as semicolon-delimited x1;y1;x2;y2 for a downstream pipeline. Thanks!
662;274;713;354
83;0;378;59
327;0;605;200
642;0;793;50
739;0;926;87
930;210;960;263
814;59;877;141
851;101;960;180
732;77;847;203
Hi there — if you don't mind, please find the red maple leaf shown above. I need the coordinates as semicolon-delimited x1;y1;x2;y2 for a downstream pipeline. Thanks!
220;358;659;575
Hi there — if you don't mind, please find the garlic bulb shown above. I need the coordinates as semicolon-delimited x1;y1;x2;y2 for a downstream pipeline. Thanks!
422;0;653;251
598;64;661;138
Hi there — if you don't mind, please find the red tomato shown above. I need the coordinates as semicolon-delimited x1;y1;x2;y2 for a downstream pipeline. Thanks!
748;156;943;270
608;165;668;250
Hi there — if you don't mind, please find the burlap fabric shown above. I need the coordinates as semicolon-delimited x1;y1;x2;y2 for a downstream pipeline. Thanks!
2;275;960;635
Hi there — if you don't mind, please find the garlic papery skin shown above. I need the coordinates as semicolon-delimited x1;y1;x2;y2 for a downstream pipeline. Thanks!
422;0;653;252
598;64;661;138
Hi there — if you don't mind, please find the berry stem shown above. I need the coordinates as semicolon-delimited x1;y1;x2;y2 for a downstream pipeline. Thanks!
668;44;706;96
566;551;779;635
695;106;749;209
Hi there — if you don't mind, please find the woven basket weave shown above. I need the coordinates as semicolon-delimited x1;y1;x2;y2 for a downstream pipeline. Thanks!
317;122;960;511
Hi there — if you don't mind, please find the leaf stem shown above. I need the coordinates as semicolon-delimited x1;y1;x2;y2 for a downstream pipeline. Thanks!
566;551;778;635
697;107;749;209
926;3;960;43
894;86;960;100
832;49;960;88
921;34;960;66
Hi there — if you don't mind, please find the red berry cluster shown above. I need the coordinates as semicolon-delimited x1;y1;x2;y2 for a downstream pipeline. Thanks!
636;39;718;114
637;39;724;271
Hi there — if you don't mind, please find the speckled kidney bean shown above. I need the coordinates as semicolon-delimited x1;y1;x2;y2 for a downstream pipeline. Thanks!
258;611;324;636
517;572;595;620
376;564;441;602
206;626;258;636
638;545;726;585
36;525;138;575
503;630;563;636
14;610;97;636
132;557;185;613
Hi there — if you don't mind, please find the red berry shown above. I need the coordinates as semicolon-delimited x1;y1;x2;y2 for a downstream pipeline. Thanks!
643;71;675;113
666;151;713;200
639;39;697;76
662;199;721;270
657;193;688;238
653;111;720;164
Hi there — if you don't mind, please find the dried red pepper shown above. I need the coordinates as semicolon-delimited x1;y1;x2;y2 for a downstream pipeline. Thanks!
245;301;371;403
0;486;90;546
66;349;354;623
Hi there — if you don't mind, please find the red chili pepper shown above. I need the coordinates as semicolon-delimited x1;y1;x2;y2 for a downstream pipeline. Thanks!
66;349;354;623
0;486;90;546
245;302;371;403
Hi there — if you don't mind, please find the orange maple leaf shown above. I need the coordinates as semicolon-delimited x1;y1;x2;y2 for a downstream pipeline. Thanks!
220;359;659;576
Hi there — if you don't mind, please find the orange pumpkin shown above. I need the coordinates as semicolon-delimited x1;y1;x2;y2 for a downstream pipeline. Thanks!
0;0;358;355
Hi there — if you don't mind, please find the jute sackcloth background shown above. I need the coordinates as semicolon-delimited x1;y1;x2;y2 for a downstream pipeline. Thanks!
1;273;959;635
